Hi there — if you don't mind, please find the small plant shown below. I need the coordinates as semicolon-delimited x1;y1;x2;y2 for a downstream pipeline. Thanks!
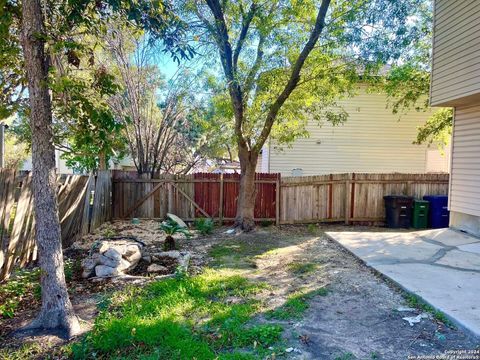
287;261;318;275
404;293;455;328
260;220;273;227
307;223;317;234
160;219;191;251
194;217;214;235
101;225;116;238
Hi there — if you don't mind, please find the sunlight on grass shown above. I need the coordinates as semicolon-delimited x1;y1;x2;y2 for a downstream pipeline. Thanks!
266;287;329;320
0;268;41;318
208;244;257;269
70;269;282;359
286;261;318;275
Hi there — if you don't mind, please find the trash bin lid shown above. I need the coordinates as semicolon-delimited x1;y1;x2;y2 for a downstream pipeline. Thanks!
383;195;413;200
414;199;429;204
423;195;447;200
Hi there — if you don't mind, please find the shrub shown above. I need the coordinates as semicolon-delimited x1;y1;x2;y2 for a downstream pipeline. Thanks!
160;219;192;251
260;220;273;227
194;218;214;235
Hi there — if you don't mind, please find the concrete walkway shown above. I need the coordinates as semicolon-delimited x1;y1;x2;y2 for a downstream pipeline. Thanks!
326;228;480;337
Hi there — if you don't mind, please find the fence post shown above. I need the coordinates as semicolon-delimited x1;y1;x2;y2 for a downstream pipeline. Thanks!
275;175;280;226
344;174;351;225
406;181;412;196
328;174;333;219
219;173;224;225
167;180;174;214
350;173;356;221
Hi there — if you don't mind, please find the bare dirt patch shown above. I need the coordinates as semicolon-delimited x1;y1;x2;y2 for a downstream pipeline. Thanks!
187;224;478;359
1;222;477;359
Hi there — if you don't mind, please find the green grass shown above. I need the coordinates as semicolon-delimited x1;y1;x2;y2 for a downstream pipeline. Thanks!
0;259;79;320
266;287;328;320
208;243;257;269
286;261;318;275
70;269;282;359
404;293;455;328
194;218;215;235
0;268;41;319
306;224;317;234
0;343;44;360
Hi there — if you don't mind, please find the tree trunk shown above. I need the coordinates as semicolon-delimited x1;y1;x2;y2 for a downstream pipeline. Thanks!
98;151;107;170
21;0;80;338
235;146;258;231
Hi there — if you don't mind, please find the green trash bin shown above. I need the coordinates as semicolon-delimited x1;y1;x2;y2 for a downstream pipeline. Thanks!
413;199;429;229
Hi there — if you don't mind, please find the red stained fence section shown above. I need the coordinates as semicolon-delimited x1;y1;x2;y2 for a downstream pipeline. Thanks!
194;173;280;222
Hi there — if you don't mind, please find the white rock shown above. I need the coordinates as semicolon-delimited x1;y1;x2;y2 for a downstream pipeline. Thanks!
97;241;109;254
124;247;142;264
104;248;123;261
81;255;99;278
285;347;294;353
153;250;181;259
117;258;135;272
167;213;188;228
97;254;120;268
95;265;119;277
147;263;169;273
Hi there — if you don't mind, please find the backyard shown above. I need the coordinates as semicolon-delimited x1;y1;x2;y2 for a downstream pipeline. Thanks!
1;221;477;359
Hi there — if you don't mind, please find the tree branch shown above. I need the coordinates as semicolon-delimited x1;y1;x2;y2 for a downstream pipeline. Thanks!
253;0;331;153
205;0;248;149
233;2;257;71
243;32;265;96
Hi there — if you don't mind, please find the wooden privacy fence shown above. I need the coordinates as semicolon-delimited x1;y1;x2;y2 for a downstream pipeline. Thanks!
0;170;449;280
280;173;449;224
111;171;280;224
0;170;112;281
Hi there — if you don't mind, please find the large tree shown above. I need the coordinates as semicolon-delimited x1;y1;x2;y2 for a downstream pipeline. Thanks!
186;0;427;231
21;0;80;336
9;0;192;336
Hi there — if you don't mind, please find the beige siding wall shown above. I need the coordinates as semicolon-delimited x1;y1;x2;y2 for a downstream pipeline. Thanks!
268;90;449;176
430;0;480;106
449;104;480;217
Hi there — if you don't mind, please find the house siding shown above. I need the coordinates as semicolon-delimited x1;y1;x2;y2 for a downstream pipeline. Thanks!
430;0;480;106
268;89;449;176
449;104;480;217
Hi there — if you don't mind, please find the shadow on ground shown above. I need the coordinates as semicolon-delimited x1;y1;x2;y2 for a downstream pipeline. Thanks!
1;224;478;360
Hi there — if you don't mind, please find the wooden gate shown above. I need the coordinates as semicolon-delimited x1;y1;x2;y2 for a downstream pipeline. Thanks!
194;173;280;223
111;171;280;224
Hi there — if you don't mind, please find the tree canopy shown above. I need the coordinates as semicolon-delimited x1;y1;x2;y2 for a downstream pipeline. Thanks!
374;1;452;147
0;0;195;171
177;0;432;229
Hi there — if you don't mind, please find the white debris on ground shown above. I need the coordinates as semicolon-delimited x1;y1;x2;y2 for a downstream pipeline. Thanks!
402;313;430;326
